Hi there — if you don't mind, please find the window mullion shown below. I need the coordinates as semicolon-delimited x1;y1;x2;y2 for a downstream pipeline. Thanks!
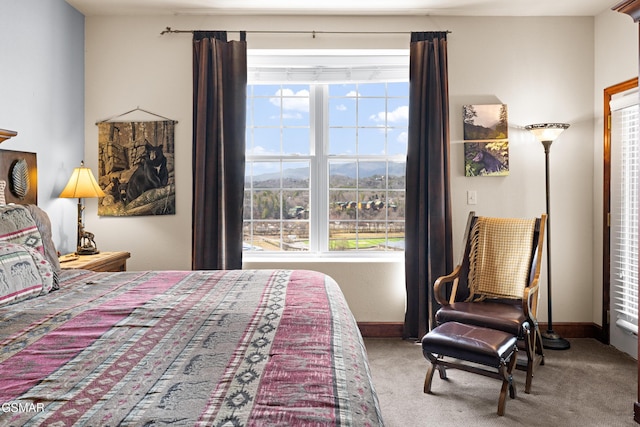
312;84;329;253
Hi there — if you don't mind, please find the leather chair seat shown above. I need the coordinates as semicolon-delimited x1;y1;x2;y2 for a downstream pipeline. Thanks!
436;301;530;337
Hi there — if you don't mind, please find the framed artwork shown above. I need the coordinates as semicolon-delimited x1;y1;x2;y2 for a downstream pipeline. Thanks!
463;104;509;176
464;141;509;177
463;104;508;140
97;120;176;216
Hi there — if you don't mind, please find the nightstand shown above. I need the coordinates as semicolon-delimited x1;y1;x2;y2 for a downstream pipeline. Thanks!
59;251;131;272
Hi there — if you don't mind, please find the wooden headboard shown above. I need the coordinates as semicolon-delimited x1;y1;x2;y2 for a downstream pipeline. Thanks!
0;149;37;205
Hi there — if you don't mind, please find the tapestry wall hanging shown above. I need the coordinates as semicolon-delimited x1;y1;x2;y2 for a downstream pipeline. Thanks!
97;120;175;216
463;104;509;177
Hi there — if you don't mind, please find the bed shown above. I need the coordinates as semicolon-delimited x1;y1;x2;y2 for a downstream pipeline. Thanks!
0;151;384;426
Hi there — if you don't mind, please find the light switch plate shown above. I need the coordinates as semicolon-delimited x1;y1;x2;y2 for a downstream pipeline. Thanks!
467;190;477;205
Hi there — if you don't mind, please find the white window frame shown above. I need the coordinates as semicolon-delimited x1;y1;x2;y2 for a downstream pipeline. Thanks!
610;87;639;336
245;50;409;258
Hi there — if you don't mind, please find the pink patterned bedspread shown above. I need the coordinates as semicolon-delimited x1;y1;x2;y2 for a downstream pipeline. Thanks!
0;269;384;426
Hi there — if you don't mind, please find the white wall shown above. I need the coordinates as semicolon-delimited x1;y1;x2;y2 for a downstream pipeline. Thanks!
84;13;600;323
0;0;83;255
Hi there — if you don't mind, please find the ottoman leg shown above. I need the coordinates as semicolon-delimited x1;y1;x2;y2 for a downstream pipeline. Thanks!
424;363;436;393
497;348;518;416
424;355;448;393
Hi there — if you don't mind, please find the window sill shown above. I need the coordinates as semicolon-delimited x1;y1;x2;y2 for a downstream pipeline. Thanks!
242;253;404;264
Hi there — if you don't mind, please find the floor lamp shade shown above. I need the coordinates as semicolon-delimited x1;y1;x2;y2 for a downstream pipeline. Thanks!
525;123;571;350
59;162;105;255
524;123;569;144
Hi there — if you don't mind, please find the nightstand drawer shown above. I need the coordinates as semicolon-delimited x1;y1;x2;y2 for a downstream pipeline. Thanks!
59;251;131;272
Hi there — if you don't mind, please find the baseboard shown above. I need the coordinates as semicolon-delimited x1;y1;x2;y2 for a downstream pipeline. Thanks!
357;322;403;338
538;322;602;339
358;321;603;340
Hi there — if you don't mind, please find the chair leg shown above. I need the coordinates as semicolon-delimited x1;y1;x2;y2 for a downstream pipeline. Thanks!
535;326;545;366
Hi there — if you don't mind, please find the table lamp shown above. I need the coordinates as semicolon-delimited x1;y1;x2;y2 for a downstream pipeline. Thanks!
59;161;105;255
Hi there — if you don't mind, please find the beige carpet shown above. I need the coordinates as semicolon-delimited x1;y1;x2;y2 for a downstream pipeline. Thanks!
364;338;637;427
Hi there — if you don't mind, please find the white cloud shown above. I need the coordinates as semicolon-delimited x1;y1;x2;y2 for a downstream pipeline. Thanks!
346;90;360;97
336;104;347;111
369;105;409;123
397;131;408;145
249;145;269;155
270;88;309;112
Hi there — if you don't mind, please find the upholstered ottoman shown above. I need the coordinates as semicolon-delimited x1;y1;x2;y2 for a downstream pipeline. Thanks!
421;321;518;416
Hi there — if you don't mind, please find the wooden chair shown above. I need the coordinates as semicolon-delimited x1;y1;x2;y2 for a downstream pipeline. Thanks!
433;212;546;394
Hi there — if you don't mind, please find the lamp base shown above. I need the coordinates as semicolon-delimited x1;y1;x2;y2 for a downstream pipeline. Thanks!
541;330;571;350
77;246;99;256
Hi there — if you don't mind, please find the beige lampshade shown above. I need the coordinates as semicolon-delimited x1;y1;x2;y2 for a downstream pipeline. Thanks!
59;162;105;199
524;123;570;142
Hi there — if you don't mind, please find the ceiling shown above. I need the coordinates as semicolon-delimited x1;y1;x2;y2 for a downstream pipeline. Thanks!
66;0;619;17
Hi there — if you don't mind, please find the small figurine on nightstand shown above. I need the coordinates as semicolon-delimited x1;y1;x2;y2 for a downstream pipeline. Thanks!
78;224;99;255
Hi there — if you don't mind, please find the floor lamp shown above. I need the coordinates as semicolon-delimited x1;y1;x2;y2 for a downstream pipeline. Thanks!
525;123;571;350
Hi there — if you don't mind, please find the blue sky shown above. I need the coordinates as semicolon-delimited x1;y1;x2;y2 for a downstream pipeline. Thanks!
246;82;409;167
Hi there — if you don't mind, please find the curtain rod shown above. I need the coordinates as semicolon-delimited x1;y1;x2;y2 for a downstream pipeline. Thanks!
160;26;450;37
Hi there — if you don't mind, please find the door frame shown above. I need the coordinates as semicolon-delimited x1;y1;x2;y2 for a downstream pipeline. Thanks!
602;77;638;344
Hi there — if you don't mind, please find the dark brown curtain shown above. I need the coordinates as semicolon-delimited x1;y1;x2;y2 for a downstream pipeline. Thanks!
192;31;247;270
403;32;454;340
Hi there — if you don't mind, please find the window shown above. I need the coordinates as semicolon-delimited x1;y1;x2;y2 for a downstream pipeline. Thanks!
243;52;408;254
610;86;639;335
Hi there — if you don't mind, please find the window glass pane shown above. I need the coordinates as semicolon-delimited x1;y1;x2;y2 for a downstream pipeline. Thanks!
387;98;409;126
387;190;405;220
358;98;386;127
252;97;280;126
282;84;311;96
329;83;357;97
282;127;310;155
358;190;386;220
387;82;408;97
252;84;283;97
253;190;281;220
251;221;281;250
388;129;408;155
250;161;281;188
329;128;357;155
282;161;310;188
389;161;406;189
275;86;310;119
358;161;387;189
329;97;356;127
283;221;309;251
283;189;309;219
251;128;281;155
329;221;357;251
358;128;386;155
358;82;386;97
330;190;357;220
329;161;357;188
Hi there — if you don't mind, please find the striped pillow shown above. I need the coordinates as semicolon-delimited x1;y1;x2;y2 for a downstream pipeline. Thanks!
0;242;55;307
0;204;44;255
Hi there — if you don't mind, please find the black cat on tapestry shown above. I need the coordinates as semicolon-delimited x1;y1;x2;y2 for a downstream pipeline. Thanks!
117;141;168;204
